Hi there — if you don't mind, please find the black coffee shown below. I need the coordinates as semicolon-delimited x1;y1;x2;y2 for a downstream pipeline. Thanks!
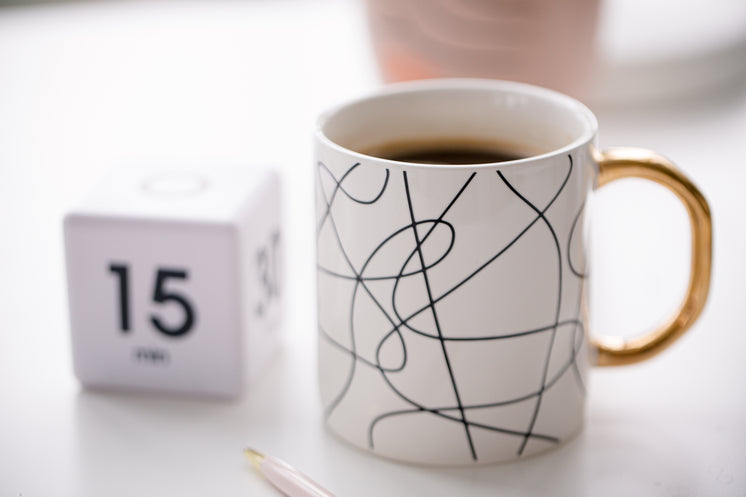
365;139;533;165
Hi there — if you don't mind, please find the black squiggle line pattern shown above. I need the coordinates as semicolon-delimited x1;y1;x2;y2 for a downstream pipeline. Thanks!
316;162;389;236
315;162;392;416
568;201;588;279
402;170;477;459
316;155;586;461
570;280;587;396
496;166;565;455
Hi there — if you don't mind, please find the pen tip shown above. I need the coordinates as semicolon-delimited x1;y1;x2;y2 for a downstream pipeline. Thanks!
244;447;265;469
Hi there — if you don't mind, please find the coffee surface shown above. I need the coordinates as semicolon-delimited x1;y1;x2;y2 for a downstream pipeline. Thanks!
365;139;533;165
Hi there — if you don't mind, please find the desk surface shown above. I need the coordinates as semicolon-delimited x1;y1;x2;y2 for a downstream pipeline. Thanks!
0;1;744;496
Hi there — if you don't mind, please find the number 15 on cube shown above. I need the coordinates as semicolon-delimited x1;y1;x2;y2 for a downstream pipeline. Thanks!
109;265;195;337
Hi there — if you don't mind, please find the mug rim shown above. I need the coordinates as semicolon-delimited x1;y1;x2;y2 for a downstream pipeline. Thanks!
315;78;598;170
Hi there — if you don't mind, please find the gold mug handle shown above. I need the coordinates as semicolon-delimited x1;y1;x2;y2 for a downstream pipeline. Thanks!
592;148;713;366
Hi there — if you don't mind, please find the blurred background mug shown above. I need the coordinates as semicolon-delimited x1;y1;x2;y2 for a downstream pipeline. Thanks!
314;79;711;465
366;0;600;98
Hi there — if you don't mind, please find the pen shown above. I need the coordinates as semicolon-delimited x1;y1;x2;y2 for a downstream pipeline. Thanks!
244;448;338;497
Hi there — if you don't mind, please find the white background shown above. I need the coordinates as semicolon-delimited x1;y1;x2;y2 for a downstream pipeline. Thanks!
0;1;744;496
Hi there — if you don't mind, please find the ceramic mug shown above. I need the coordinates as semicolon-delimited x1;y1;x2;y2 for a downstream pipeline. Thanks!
366;0;600;99
314;79;711;465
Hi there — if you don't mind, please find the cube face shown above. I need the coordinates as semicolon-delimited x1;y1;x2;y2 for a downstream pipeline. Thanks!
66;217;242;397
234;175;283;385
64;166;282;398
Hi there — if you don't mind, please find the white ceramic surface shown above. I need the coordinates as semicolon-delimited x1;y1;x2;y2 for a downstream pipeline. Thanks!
315;80;598;464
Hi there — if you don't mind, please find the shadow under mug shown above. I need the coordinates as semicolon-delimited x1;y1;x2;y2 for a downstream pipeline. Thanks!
314;79;711;465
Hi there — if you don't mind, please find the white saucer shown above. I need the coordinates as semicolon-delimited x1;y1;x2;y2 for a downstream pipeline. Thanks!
591;0;746;104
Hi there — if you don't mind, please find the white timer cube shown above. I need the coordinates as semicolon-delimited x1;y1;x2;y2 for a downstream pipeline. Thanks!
64;165;282;398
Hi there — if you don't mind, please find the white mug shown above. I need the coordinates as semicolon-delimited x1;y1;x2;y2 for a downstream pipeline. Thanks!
314;79;711;465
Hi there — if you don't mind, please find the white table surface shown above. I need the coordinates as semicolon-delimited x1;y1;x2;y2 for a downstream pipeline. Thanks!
1;1;744;496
